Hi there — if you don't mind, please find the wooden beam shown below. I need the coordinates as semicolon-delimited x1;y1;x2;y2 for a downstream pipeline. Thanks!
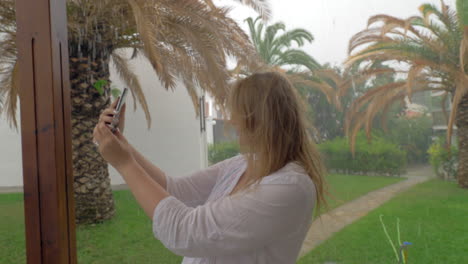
15;0;77;263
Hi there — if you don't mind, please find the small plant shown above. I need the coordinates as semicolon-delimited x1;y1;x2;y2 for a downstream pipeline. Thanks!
93;80;123;100
380;215;412;264
93;79;108;95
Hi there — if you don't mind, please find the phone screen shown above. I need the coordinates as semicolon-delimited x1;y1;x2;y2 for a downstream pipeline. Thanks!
110;88;128;132
115;88;128;114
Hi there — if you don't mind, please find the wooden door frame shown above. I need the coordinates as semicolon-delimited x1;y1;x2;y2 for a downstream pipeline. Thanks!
15;0;77;263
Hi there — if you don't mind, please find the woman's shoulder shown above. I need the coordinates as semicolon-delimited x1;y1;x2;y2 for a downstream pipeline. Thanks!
221;154;245;166
254;163;316;212
261;162;315;192
212;154;245;172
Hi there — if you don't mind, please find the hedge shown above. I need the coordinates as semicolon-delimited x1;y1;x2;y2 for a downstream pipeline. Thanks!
318;133;407;176
208;141;240;165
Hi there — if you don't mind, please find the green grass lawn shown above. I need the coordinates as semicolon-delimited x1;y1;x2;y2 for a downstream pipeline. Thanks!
0;174;403;263
298;179;468;264
324;174;404;212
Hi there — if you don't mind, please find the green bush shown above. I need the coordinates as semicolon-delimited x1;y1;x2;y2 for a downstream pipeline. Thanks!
383;115;433;165
208;141;240;165
318;133;407;176
427;139;458;180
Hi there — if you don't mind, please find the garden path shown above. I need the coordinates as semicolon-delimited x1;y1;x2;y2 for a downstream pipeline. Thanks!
298;166;435;258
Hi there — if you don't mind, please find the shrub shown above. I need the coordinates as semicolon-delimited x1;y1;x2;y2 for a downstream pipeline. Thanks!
318;133;407;176
208;141;240;165
384;115;433;165
427;139;458;180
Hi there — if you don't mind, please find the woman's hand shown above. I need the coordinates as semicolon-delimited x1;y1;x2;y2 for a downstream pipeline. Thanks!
93;123;135;171
99;99;127;134
93;99;134;170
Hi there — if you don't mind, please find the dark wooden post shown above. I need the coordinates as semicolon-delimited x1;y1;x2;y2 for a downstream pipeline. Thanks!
15;0;77;263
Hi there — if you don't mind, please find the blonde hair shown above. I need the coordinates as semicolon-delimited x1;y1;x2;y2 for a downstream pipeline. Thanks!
227;71;327;210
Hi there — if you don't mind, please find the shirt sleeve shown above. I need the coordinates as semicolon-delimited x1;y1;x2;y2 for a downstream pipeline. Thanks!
152;182;313;258
165;155;239;207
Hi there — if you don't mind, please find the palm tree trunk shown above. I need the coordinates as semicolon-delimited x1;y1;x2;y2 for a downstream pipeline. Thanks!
69;55;115;224
456;93;468;188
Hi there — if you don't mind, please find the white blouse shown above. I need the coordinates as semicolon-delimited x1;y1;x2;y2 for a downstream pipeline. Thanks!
152;155;316;264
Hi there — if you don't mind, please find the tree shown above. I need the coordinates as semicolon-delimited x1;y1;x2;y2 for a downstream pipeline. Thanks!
303;61;396;141
242;16;347;140
0;0;270;223
244;16;321;72
301;66;356;141
345;0;468;188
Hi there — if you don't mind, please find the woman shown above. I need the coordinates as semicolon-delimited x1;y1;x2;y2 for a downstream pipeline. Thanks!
93;71;327;264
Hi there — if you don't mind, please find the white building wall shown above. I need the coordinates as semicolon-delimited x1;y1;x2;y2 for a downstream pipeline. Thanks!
108;52;208;185
0;115;22;187
206;117;215;145
0;51;208;188
204;94;218;145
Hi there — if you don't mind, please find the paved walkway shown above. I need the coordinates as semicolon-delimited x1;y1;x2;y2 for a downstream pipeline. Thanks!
0;186;22;193
298;166;435;258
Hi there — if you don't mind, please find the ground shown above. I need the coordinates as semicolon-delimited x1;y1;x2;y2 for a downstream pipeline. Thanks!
298;180;468;264
0;173;402;263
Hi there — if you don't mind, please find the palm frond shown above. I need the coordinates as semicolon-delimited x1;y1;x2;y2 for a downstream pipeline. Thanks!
272;28;314;48
273;49;321;71
344;81;407;134
345;1;468;155
0;0;18;128
347;40;457;73
111;50;151;128
347;83;442;153
127;0;174;89
124;0;261;112
406;64;425;101
234;0;271;20
0;60;18;129
245;16;265;48
245;16;320;72
287;73;340;110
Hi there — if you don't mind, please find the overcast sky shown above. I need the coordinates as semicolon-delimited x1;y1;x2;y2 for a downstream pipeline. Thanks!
218;0;456;66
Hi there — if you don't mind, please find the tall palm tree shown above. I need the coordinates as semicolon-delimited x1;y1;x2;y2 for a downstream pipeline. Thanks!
344;0;468;188
0;0;270;223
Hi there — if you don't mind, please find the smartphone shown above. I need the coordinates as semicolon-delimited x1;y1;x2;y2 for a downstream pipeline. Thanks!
109;87;128;133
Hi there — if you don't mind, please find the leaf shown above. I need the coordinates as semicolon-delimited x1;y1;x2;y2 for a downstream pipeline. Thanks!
111;51;151;127
245;16;320;71
1;0;264;124
93;79;108;96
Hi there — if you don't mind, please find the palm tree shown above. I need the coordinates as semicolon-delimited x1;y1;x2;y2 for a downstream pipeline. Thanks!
241;16;349;140
0;0;270;223
244;16;321;72
302;62;396;141
344;0;468;188
303;66;362;141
